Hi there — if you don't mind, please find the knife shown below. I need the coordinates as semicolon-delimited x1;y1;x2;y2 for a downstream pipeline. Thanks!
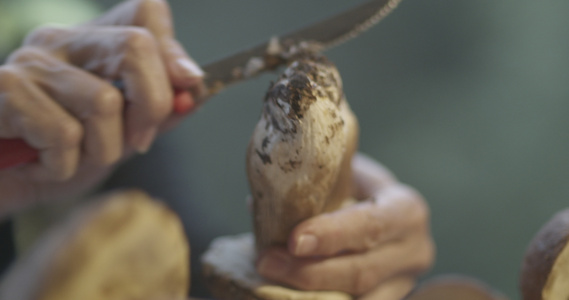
0;0;402;170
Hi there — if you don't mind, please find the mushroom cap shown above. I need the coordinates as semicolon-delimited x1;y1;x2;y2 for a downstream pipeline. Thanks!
520;208;569;300
0;190;190;300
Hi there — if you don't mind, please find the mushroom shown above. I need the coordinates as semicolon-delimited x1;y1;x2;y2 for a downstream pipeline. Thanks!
203;53;359;300
520;208;569;300
0;190;190;300
246;54;359;253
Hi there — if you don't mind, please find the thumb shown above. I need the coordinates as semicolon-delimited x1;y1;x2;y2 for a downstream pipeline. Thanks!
288;185;428;257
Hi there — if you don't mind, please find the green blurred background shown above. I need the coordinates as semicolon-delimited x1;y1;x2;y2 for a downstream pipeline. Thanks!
2;0;569;298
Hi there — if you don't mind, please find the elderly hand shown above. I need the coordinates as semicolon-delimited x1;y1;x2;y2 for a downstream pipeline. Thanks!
0;0;203;217
256;154;435;300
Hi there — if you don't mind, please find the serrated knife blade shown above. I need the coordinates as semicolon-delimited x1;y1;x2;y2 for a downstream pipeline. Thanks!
199;0;402;103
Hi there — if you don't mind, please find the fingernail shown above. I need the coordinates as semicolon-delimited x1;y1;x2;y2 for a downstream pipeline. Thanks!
257;253;290;278
177;57;204;77
131;128;157;154
294;234;318;256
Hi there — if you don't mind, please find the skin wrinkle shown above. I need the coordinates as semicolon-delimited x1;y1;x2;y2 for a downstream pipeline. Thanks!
362;210;383;250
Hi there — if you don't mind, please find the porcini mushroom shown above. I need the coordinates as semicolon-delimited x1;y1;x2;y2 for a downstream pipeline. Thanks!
203;54;358;300
0;190;190;300
520;208;569;300
246;54;359;253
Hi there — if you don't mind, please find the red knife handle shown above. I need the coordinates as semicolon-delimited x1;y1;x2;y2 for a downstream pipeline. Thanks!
0;139;39;169
0;90;195;170
172;89;196;115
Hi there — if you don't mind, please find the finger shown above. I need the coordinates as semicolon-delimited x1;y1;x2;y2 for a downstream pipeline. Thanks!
358;277;415;300
352;152;397;199
289;184;429;256
258;235;434;296
9;47;124;166
25;26;172;152
0;66;82;181
90;0;205;91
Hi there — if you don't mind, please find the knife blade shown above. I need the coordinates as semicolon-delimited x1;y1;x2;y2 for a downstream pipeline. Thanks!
200;0;402;103
0;0;402;170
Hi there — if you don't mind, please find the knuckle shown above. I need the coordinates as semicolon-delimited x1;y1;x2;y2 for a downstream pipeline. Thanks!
24;26;65;46
6;47;45;64
404;237;436;277
92;86;123;117
364;213;384;249
0;68;27;119
56;119;83;149
414;203;431;233
399;184;430;229
416;238;436;272
122;27;157;56
0;67;23;90
412;201;430;231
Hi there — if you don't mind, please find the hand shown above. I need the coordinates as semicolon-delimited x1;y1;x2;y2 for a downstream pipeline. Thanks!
0;0;203;218
256;153;435;299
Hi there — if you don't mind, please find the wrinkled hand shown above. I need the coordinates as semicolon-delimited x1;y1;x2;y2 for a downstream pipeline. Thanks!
0;0;203;217
257;154;435;300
